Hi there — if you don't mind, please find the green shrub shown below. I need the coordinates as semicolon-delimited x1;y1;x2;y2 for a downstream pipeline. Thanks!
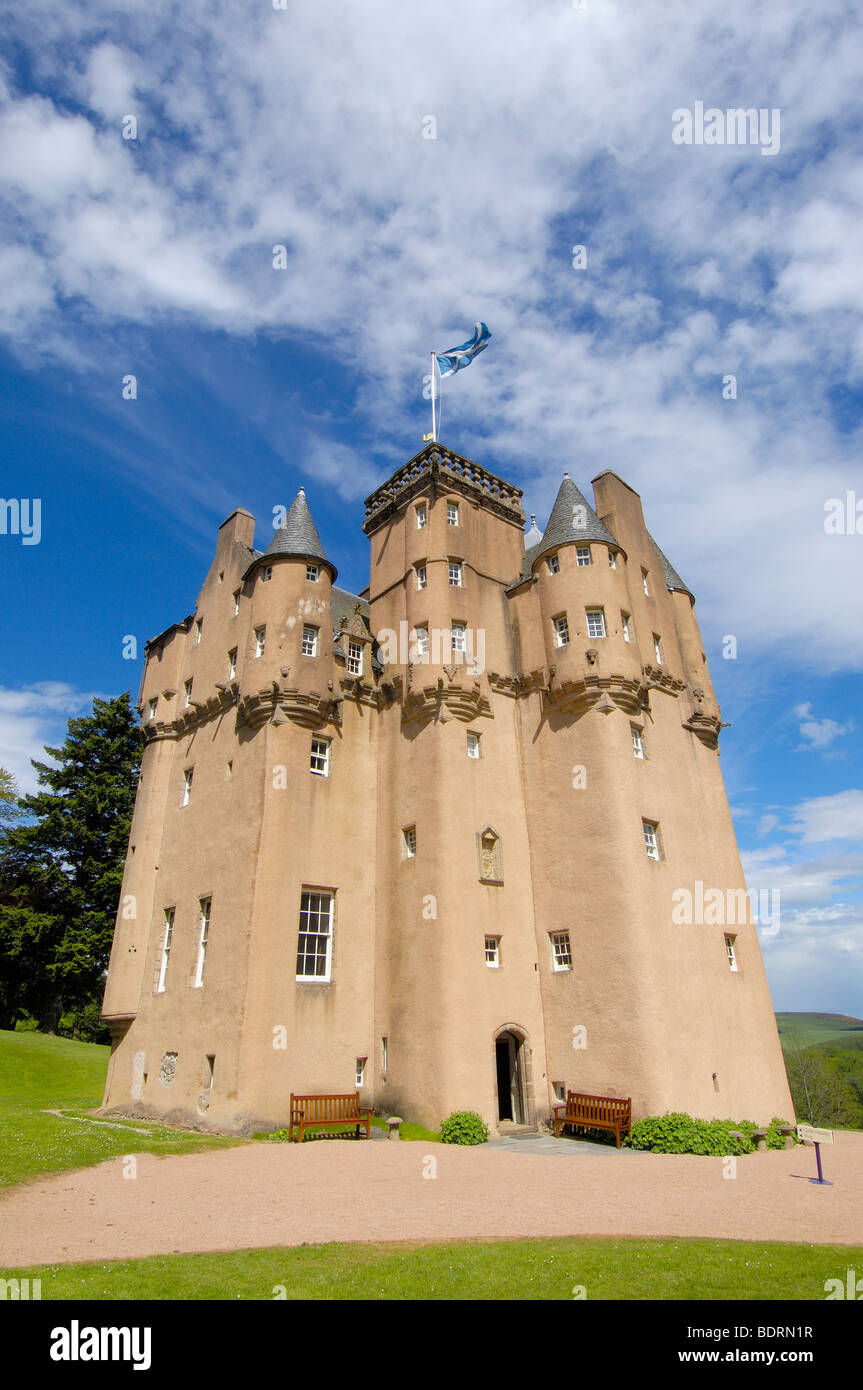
627;1112;796;1156
439;1110;489;1145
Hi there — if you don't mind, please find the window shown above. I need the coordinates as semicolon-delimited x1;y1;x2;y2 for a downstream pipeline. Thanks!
310;737;330;776
347;640;363;677
547;554;560;575
643;820;661;860
415;625;430;657
642;569;650;595
553;615;570;647
552;1081;566;1103
467;731;481;758
451;623;466;654
184;679;193;708
233;589;241;616
551;932;572;971
355;1057;367;1088
586;608;606;639
485;936;500;968
631;725;645;759
301;625;317;657
653;634;664;665
608;550;617;569
725;934;738;972
416;503;427;529
381;1036;388;1072
621;612;632;643
576;546;591;566
194;618;203;644
306;563;319;582
296;890;333;982
447;501;459;526
182;768;193;806
228;648;237;680
157;909;174;993
147;697;158;721
261;565;273;583
193;898;211;988
448;560;462;587
254;626;266;658
416;564;427;590
403;826;417;858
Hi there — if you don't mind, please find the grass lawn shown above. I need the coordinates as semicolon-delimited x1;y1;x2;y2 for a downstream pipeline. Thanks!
3;1236;861;1301
0;1029;239;1188
776;1012;863;1050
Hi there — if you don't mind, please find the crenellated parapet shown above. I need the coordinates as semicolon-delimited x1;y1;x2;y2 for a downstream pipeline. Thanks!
363;443;524;534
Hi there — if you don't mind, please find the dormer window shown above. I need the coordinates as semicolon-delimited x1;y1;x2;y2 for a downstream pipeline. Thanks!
306;564;319;582
347;640;363;677
416;504;427;530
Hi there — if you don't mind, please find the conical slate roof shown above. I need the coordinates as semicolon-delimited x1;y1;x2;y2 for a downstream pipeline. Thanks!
532;473;619;563
265;487;330;564
649;533;693;599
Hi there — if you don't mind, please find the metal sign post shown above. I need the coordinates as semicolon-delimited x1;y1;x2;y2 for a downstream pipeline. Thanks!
797;1124;835;1186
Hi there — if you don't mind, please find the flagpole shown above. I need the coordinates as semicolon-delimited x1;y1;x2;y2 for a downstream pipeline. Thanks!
430;351;437;442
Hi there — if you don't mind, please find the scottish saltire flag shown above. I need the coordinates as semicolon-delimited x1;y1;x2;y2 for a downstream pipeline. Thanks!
435;322;492;378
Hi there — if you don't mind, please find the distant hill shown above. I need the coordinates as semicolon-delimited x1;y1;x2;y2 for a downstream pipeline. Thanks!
776;1013;863;1051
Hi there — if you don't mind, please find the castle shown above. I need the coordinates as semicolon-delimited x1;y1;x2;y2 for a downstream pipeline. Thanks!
101;441;793;1133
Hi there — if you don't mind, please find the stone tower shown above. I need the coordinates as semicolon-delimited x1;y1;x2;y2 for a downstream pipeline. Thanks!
101;443;793;1132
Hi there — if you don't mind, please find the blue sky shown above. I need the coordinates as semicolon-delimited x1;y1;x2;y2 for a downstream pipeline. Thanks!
0;0;861;1014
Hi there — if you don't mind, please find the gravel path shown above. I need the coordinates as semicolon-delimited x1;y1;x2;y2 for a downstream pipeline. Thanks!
1;1132;860;1266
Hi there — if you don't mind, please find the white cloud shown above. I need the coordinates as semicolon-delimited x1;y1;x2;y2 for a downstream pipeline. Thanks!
0;683;98;795
790;790;863;844
792;702;854;750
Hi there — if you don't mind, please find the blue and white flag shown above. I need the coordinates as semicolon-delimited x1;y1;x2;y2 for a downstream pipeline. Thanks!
435;322;492;378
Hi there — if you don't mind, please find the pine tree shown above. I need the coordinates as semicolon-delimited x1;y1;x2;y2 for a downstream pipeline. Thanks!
0;694;141;1035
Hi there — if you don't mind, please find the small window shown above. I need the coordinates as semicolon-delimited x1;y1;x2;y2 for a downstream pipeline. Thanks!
157;909;174;993
301;625;318;657
263;565;275;583
355;1057;367;1088
586;608;606;639
621;612;632;643
228;649;237;680
416;504;427;530
467;731;481;759
451;623;466;654
254;626;266;658
182;768;193;806
608;550;617;569
485;936;500;968
381;1036;388;1072
643;820;661;860
306;563;319;582
296;890;333;982
447;501;459;525
415;625;430;657
184;679;193;708
147;697;158;721
310;737;330;776
551;932;572;971
194;618;203;644
194;898;211;988
403;826;417;858
631;725;645;759
233;589;241;616
552;1081;566;1103
347;640;363;676
416;564;427;590
554;615;570;647
576;546;591;566
642;569;650;596
653;634;663;665
725;934;738;972
448;560;462;587
547;554;560;575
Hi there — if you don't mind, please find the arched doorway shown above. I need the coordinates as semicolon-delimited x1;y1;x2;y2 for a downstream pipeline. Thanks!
495;1029;525;1123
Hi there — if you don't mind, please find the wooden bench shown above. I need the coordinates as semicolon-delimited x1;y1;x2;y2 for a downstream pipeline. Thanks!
289;1093;372;1143
553;1091;632;1148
